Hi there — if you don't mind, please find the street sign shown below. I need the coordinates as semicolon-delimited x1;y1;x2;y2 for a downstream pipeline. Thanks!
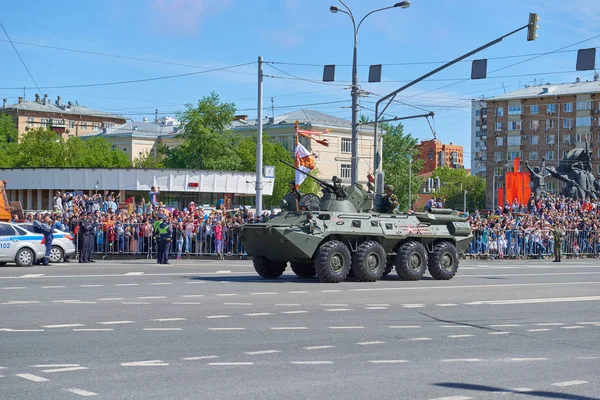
471;59;487;79
576;48;596;71
368;64;382;83
264;166;275;178
323;65;335;82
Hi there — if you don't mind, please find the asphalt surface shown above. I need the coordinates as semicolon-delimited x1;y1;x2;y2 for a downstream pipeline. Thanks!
1;257;599;400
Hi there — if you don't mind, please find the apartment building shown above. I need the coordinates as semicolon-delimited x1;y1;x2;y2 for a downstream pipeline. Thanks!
485;76;600;209
416;139;464;174
471;100;488;177
1;94;126;140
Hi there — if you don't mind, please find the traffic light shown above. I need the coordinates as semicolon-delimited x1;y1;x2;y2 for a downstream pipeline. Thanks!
367;174;375;192
527;13;539;41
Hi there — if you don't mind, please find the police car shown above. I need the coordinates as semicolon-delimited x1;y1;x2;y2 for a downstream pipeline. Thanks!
0;222;47;266
17;223;76;263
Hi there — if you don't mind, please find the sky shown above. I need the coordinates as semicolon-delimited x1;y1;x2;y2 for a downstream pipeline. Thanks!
1;0;599;169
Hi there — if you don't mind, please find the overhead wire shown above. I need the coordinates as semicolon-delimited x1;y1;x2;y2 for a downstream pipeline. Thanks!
0;21;42;94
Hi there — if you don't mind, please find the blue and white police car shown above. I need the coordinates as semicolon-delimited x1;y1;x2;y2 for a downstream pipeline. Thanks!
17;223;76;263
0;222;46;266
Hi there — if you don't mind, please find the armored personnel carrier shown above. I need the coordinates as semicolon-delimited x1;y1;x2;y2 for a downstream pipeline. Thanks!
239;164;472;283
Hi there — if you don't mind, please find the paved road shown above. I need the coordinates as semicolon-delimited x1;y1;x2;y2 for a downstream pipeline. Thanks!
1;258;599;400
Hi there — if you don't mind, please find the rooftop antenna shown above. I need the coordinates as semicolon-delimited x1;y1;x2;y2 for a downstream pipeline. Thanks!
502;82;507;94
23;87;26;99
155;109;159;123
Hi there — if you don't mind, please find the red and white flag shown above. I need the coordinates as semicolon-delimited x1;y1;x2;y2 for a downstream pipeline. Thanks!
295;142;315;187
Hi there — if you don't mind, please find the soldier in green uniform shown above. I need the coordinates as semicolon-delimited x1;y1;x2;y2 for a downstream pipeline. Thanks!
382;184;399;214
553;226;563;262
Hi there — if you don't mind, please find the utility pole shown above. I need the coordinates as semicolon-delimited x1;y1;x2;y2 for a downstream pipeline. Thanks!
256;56;264;217
408;155;412;211
464;190;467;212
271;97;275;119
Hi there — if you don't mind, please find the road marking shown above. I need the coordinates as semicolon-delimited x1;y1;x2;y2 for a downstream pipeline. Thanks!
185;281;207;284
16;373;49;382
288;291;309;294
1;329;45;332
321;304;348;307
577;322;600;325
182;356;219;361
428;397;472;400
535;323;565;326
365;306;389;310
206;315;230;319
281;310;308;314
20;274;45;278
43;366;88;373
182;295;205;298
208;362;253;366
251;292;277;295
291;361;334;365
552;380;587;387
368;360;409;364
441;359;482;362
125;272;144;276
367;304;390;307
577;356;600;360
352;281;600;294
511;388;535;392
488;324;520;327
245;350;280;355
328;326;364;329
150;283;172;285
121;360;169;367
115;284;138;287
34;364;79;368
2;301;39;304
73;329;113;332
1;287;26;290
325;308;353;312
42;286;66;289
152;318;186;322
436;303;458;307
562;326;585;329
138;296;166;299
43;324;85;328
216;294;239;297
356;341;386;345
448;334;475;338
143;328;182;331
98;321;135;325
388;325;421;329
509;358;547;362
216;270;231;274
172;302;201;305
271;327;309;330
79;285;103;288
403;337;432;341
467;295;600;305
244;313;273;316
208;328;246;331
402;304;425;308
97;298;124;301
488;332;512;335
63;388;98;397
224;302;251;305
527;329;551;332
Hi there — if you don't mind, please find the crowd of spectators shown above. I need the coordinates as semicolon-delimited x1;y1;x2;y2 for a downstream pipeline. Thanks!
466;193;600;258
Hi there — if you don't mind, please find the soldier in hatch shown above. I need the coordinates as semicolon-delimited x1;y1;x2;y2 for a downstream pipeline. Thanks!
382;184;399;214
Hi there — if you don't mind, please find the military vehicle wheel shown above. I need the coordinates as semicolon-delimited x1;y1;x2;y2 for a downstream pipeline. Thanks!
382;263;394;276
290;262;316;278
395;241;428;281
253;256;286;279
428;242;459;280
314;240;351;283
351;241;386;282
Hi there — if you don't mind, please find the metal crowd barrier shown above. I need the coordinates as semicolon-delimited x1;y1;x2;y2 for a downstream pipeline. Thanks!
466;228;599;259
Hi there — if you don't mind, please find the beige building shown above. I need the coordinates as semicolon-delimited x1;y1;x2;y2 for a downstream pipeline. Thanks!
1;94;126;140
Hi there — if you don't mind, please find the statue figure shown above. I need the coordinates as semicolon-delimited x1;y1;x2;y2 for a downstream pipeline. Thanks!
545;143;598;200
525;157;550;198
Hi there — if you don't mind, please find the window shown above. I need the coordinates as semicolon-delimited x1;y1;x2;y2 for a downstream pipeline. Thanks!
576;100;593;111
530;135;539;145
427;150;435;160
482;108;488;115
529;120;540;130
69;121;75;129
576;133;590;143
475;120;481;127
576;116;592;127
546;181;555;192
546;135;555;144
509;120;522;130
496;107;504;116
92;123;99;130
494;167;504;176
507;136;521;146
494;152;503;161
508;105;523;115
545;119;556;129
105;123;115;128
507;151;522;161
546;104;557;113
563;118;573;129
529;105;539;114
340;164;351;179
563;102;573;112
41;118;49;127
495;122;504;131
276;137;288;150
0;224;15;236
529;151;538;160
340;138;351;153
495;137;504;146
598;149;600;158
27;117;34;127
545;150;555;160
81;122;87;129
563;134;572;144
13;226;28;236
475;141;480;148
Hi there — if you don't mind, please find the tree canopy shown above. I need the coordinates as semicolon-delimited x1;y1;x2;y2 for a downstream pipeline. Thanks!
431;167;485;212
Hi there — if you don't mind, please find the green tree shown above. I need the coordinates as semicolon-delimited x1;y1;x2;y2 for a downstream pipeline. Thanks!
133;148;166;169
67;137;131;168
0;114;18;167
431;167;485;212
13;128;65;167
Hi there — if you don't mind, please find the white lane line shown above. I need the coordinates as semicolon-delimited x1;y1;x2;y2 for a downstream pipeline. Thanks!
488;324;521;327
402;304;425;308
97;298;124;301
152;318;186;322
150;283;172;285
535;323;565;326
125;272;144;276
172;302;201;305
208;362;253;366
206;315;230;319
447;335;475;338
321;304;348;307
244;313;273;316
577;356;600;360
367;304;390;307
368;360;409;364
216;294;239;297
79;285;103;288
43;324;85;328
250;292;277;295
73;329;113;332
143;328;182;331
281;310;308;314
288;290;309;294
325;308;353;312
511;388;535;393
121;360;169;367
527;329;551;332
43;366;88;373
328;326;364;329
441;359;482;362
216;270;231;274
562;326;585;329
185;281;207;284
182;356;219;361
16;373;49;382
403;337;433;341
33;364;79;368
388;325;421;329
245;350;280;355
20;274;45;278
2;301;39;304
1;287;26;290
365;306;389;310
303;345;335;350
181;295;205;298
224;302;252;305
115;284;138;286
356;341;386;345
63;388;98;397
41;286;66;289
276;303;300;306
1;329;44;332
488;332;512;335
271;327;308;330
428;397;472;400
577;322;600;325
552;380;588;387
291;361;334;365
138;296;166;300
467;295;600;305
509;358;547;362
98;321;135;325
208;328;245;331
436;303;458;307
320;290;341;293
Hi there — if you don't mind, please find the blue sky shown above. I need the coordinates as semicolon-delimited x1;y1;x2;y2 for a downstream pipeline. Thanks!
1;0;599;168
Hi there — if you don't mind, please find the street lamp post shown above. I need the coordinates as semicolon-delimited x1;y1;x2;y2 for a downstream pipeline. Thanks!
330;0;410;185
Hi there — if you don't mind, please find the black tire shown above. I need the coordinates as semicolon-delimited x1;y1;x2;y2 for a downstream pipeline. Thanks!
395;241;428;281
253;256;286;279
382;262;394;276
428;241;459;280
290;262;316;278
50;246;64;263
314;240;351;283
15;248;35;267
0;262;6;266
351;241;386;282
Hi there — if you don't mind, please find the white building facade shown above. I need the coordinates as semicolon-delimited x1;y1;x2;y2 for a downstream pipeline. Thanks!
471;100;488;177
